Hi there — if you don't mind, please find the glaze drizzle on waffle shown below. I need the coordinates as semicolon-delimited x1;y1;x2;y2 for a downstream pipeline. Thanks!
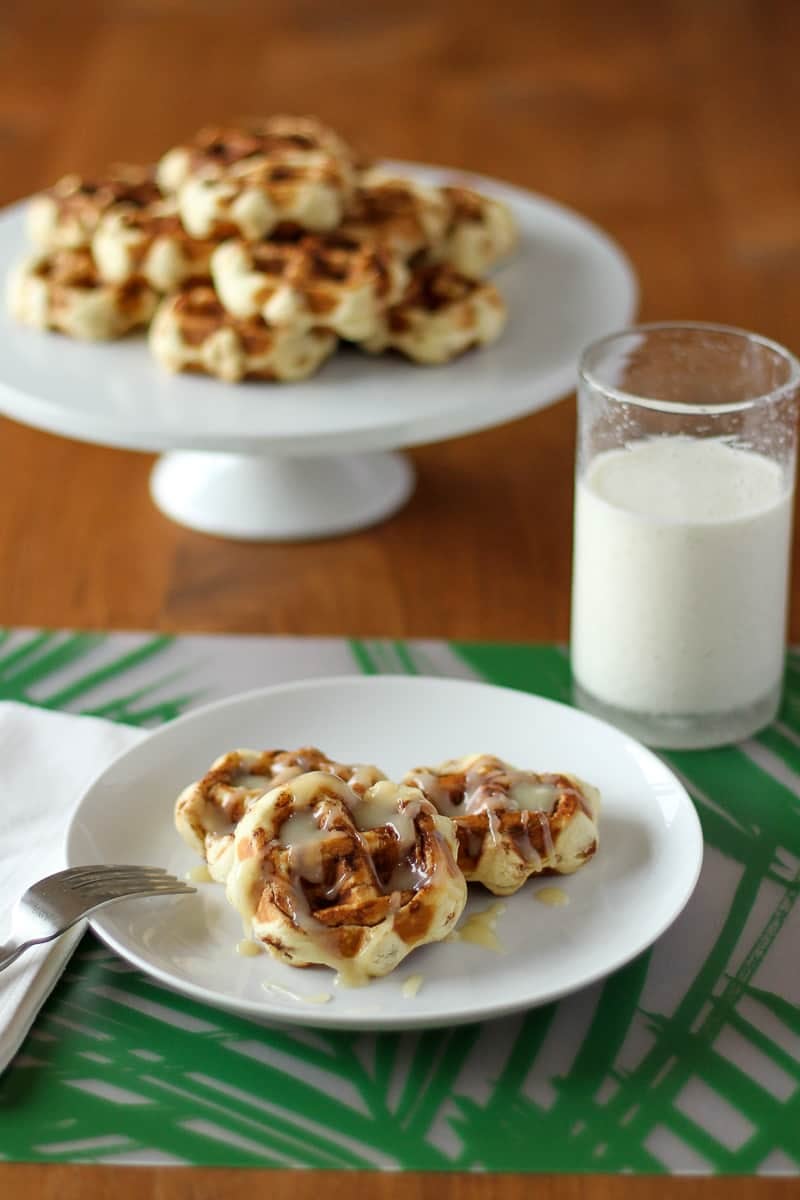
174;744;601;984
225;772;467;985
403;754;601;896
175;746;386;881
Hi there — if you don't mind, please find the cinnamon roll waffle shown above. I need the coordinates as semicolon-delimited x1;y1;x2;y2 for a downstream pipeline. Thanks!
363;263;507;364
404;754;601;896
225;771;467;984
178;153;354;242
340;168;449;260
27;168;162;252
175;747;386;882
211;231;408;341
433;185;518;278
10;115;521;381
93;204;218;292
7;248;158;340
156;116;358;195
149;283;337;381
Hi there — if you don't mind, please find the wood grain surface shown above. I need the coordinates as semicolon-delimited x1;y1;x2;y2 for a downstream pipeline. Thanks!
1;1;799;1195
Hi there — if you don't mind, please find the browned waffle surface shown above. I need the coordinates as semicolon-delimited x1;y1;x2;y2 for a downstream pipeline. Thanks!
227;772;467;983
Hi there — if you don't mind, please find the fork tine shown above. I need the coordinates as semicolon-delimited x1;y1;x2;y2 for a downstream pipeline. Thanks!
73;874;189;894
138;884;196;894
56;870;167;891
68;873;173;883
63;865;170;880
66;869;174;889
92;883;196;899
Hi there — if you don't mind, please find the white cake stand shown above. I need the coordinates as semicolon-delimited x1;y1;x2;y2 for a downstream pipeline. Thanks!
0;164;636;540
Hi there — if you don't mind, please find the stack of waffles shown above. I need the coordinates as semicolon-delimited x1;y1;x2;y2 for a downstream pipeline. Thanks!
7;117;518;382
175;747;600;985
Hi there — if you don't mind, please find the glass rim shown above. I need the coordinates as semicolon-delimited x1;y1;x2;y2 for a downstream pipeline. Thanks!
579;320;800;414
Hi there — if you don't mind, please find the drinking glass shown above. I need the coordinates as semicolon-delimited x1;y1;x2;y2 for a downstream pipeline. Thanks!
571;322;800;749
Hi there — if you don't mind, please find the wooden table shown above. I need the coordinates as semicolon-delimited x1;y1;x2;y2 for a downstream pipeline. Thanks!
1;1;797;1195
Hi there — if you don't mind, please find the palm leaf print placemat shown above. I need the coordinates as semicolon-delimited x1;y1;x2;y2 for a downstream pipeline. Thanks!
0;630;797;1173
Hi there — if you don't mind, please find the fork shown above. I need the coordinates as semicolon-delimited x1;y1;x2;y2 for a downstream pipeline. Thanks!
0;865;196;972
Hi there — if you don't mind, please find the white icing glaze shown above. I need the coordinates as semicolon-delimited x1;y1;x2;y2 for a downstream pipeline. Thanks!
401;974;424;998
449;902;506;952
226;773;466;986
236;938;263;956
265;982;332;1005
185;864;213;883
534;887;569;907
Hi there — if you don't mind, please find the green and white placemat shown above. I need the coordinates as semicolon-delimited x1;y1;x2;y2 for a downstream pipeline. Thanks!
0;630;797;1173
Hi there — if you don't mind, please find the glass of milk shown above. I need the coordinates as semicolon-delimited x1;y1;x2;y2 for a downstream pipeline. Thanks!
571;322;800;749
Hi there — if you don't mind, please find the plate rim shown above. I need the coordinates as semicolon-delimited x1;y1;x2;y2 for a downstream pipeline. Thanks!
65;673;704;1031
0;163;638;455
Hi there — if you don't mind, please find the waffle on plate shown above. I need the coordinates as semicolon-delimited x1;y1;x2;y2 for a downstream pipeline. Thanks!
7;247;158;340
362;262;507;364
175;747;386;882
211;230;409;340
339;166;449;259
156;115;359;194
178;153;355;242
92;203;218;292
225;771;467;985
149;282;338;381
10;114;519;379
174;740;602;984
404;753;601;895
433;184;519;277
27;167;162;252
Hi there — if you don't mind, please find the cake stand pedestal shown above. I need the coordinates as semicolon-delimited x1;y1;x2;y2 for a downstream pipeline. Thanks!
149;449;415;540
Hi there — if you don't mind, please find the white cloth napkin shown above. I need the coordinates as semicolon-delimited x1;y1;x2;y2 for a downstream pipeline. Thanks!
0;701;145;1073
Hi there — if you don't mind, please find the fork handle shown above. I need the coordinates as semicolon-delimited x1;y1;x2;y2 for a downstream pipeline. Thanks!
0;936;54;973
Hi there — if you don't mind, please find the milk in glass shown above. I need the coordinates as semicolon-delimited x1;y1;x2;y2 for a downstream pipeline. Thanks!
571;438;793;717
572;323;799;748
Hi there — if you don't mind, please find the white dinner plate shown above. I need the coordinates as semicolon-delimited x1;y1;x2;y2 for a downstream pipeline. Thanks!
0;163;636;455
65;676;702;1031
